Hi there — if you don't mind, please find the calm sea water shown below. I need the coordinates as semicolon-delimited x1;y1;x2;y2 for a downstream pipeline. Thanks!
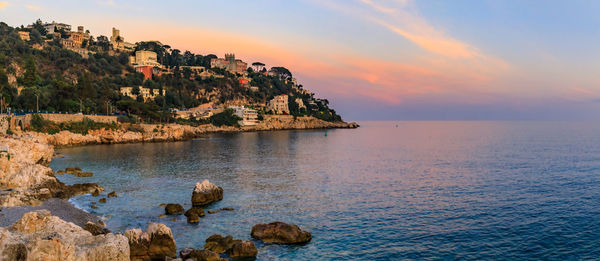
50;121;600;260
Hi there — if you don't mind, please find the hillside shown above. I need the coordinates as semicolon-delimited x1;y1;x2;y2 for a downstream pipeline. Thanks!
0;20;343;124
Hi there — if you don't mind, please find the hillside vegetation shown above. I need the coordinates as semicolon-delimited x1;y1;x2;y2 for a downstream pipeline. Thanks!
0;21;343;123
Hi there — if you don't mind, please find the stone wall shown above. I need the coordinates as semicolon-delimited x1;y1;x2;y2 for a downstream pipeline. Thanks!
0;115;9;133
39;114;118;124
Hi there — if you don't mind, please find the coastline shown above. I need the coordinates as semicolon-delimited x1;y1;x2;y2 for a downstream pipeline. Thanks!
32;115;359;148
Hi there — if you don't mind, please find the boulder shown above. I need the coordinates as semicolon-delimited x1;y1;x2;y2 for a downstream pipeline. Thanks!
125;228;150;261
189;249;227;261
107;191;118;198
229;241;258;258
191;180;223;207
203;234;240;254
147;223;177;259
165;204;185;215
0;210;129;260
251;222;312;244
84;221;111;235
185;207;205;223
91;188;101;197
125;223;176;261
99;198;107;203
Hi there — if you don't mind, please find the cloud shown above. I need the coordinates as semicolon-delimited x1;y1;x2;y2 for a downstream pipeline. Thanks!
0;1;8;10
98;0;116;6
25;5;41;11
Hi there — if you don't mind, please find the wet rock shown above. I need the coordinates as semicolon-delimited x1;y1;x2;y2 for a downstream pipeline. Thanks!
56;170;65;175
179;247;195;259
91;188;101;197
84;221;111;235
203;234;240;254
251;222;312;244
186;213;200;224
221;207;234;211
165;203;185;215
75;172;93;177
190;249;226;261
90;205;98;209
107;191;118;198
159;214;167;218
158;203;167;208
229;241;258;258
99;198;107;203
191;180;223;207
65;167;82;174
185;206;205;217
208;207;234;214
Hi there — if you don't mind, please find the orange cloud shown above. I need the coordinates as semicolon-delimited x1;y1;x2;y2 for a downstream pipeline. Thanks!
0;1;8;10
25;5;40;11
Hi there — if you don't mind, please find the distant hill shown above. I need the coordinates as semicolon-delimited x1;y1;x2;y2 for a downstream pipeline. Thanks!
0;20;343;123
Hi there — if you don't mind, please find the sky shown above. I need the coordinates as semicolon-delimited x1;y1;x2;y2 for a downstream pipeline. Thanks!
1;0;600;120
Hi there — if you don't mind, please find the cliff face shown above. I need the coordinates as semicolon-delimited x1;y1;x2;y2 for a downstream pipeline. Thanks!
31;116;359;148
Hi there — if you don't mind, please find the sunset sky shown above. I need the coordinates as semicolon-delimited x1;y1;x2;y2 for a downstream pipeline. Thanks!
2;0;600;120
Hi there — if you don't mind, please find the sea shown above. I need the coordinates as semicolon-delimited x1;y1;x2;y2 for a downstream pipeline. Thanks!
50;121;600;260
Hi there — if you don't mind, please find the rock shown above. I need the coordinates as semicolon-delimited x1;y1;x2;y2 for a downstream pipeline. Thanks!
65;167;82;173
84;221;111;235
179;247;195;259
91;205;98;209
56;170;65;175
92;188;101;197
125;228;150;261
185;206;205;217
203;234;240;254
165;203;185;215
229;241;258;258
221;207;234;211
251;222;312;244
187;213;200;224
191;180;223;207
75;172;93;177
107;191;118;198
158;214;167;218
158;203;167;208
189;249;226;261
1;210;129;260
208;207;234;214
99;198;107;203
147;223;177;259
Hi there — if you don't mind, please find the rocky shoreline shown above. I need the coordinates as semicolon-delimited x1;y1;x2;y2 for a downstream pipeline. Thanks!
33;116;359;148
0;132;317;260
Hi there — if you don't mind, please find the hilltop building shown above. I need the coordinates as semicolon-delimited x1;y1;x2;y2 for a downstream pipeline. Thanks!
110;27;135;51
268;94;290;115
129;51;163;80
210;54;247;74
60;26;89;49
120;86;164;101
43;21;71;34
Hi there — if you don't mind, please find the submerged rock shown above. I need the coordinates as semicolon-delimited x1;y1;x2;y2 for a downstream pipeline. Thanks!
229;241;258;258
251;222;312;244
0;210;129;260
165;203;185;215
107;191;118;198
99;198;107;203
75;172;93;177
191;180;223;207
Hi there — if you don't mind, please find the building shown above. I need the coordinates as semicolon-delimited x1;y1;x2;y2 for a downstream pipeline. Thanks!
131;51;161;67
230;106;259;126
17;31;30;41
110;27;135;51
268;94;290;115
135;66;162;81
120;86;165;101
238;76;251;87
60;26;89;48
210;54;248;74
43;21;71;34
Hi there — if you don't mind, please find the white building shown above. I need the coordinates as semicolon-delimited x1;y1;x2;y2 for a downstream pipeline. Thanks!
230;106;260;126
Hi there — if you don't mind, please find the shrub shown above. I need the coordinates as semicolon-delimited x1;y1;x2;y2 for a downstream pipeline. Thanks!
209;109;241;127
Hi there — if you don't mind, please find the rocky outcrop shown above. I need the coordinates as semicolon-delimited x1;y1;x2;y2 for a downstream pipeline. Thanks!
191;180;223;207
0;210;129;260
0;136;102;207
203;234;240;254
184;206;205;223
251;222;312;244
125;223;176;260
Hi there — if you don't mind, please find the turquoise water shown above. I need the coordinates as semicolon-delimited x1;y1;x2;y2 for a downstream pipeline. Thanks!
51;121;600;260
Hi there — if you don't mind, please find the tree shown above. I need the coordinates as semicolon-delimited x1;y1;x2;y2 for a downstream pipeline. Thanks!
23;56;37;87
252;62;265;71
270;67;292;79
31;19;47;35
